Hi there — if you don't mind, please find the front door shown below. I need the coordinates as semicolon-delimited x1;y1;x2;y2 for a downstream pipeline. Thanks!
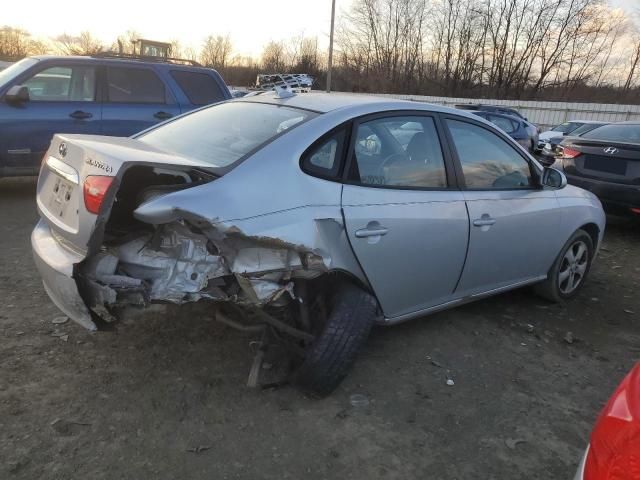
341;114;469;319
443;117;561;296
0;64;101;175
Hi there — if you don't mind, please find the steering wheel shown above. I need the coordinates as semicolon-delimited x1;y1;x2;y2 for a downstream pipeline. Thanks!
376;153;408;180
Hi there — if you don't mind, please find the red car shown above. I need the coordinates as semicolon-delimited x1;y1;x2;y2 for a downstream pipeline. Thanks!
576;363;640;479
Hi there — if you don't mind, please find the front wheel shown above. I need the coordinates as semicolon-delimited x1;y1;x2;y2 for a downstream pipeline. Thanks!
292;282;378;397
534;229;594;302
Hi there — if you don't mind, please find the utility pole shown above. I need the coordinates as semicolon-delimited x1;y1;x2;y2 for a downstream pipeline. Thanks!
326;0;336;93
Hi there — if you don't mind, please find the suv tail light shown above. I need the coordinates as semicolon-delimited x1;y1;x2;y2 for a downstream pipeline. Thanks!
584;363;640;479
83;175;114;214
561;147;582;159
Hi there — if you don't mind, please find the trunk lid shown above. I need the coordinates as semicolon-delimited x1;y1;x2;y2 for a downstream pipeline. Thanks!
561;138;640;185
36;134;215;257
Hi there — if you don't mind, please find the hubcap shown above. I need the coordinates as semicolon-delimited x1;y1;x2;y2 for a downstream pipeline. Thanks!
558;240;588;294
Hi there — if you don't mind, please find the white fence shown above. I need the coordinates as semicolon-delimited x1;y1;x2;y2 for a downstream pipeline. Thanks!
346;92;640;131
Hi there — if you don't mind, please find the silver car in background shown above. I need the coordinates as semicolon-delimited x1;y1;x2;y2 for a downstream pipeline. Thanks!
32;92;605;396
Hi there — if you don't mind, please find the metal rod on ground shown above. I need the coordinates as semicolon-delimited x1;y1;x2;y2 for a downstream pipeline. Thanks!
326;0;336;93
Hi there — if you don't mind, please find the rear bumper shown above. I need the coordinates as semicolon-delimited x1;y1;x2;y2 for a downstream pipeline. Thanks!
31;219;96;330
565;173;640;214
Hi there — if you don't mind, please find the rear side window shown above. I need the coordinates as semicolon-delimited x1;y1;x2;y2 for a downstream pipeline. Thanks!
106;67;165;103
302;129;347;178
446;119;532;189
23;66;96;102
170;70;225;105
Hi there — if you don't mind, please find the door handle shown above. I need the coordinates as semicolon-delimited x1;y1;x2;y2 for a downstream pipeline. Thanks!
154;111;173;120
69;110;92;120
473;216;496;227
355;226;389;238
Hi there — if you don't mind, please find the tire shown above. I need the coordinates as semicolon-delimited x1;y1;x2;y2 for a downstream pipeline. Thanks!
534;229;594;302
292;282;377;397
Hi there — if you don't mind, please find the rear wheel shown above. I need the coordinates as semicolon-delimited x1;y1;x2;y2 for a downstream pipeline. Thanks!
292;281;377;397
535;229;594;302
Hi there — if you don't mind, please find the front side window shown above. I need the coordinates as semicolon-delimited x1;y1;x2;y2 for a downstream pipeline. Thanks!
22;66;95;102
138;101;316;168
348;116;447;188
170;70;225;105
446;119;532;189
106;67;165;103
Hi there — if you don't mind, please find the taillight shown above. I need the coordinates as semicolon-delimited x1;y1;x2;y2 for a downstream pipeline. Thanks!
584;363;640;479
561;147;582;159
83;175;114;214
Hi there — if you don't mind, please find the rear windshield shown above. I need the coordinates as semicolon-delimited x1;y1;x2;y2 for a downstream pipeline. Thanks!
582;124;640;143
551;122;582;134
138;101;316;168
571;123;606;136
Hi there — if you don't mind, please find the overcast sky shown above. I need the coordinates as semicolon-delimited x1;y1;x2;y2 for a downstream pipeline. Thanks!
5;0;638;57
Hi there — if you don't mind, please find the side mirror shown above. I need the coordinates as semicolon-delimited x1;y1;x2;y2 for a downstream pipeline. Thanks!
5;85;29;104
542;167;567;189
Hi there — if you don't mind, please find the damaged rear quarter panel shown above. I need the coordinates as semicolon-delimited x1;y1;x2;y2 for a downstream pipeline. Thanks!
83;112;373;318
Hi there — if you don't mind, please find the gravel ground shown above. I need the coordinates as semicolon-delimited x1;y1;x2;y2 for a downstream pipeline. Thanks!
1;176;638;479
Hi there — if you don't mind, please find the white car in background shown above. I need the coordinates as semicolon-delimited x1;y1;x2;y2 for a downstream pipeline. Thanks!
538;120;603;151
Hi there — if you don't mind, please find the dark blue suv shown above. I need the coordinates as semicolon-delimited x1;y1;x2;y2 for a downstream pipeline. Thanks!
0;55;230;176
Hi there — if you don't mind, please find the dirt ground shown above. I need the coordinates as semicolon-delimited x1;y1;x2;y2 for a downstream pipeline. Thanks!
1;176;639;479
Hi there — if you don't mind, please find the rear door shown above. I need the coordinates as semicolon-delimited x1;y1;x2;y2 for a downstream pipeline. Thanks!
443;116;561;296
0;63;100;174
101;65;181;136
341;113;469;320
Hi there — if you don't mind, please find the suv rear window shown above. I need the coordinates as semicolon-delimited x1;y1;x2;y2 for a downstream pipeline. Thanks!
170;70;225;105
106;67;165;103
138;102;317;168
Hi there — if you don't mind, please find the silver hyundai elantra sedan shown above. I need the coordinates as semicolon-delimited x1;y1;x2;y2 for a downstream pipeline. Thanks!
32;91;605;396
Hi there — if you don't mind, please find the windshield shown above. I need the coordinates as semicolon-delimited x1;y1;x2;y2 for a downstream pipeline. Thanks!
552;122;582;134
582;124;640;143
0;57;39;88
138;101;317;168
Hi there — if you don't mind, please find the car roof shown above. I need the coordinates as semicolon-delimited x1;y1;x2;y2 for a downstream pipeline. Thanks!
566;119;605;124
234;91;463;115
471;110;522;122
611;121;640;125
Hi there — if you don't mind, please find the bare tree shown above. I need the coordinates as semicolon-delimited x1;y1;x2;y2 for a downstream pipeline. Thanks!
261;41;287;71
200;35;233;69
0;26;48;59
56;31;105;55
